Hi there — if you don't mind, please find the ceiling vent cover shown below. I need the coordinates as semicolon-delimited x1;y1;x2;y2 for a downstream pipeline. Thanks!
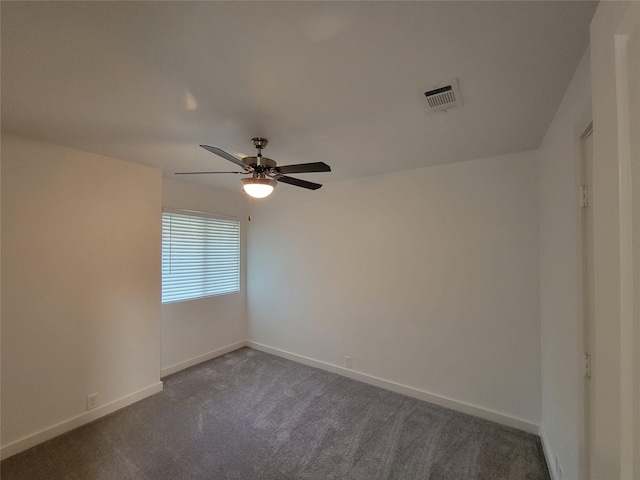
420;79;462;114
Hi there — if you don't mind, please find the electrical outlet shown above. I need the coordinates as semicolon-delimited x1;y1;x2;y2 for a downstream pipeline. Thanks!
87;393;99;411
344;356;352;368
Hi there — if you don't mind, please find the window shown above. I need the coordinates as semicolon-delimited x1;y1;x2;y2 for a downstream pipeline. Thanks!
162;209;240;303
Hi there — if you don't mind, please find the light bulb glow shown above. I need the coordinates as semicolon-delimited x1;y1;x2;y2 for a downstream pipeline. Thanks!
241;177;277;198
243;183;274;198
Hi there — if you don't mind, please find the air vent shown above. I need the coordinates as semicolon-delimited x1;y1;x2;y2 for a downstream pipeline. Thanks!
420;79;462;114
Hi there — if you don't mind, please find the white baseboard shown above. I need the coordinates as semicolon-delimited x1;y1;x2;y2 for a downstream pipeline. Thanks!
538;424;558;480
247;341;539;435
1;381;164;460
161;340;248;378
1;341;540;461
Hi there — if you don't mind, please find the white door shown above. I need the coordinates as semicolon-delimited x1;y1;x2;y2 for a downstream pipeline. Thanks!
590;2;640;479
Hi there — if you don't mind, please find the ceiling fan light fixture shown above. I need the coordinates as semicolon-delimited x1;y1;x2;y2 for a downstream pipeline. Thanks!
241;177;277;198
182;139;330;195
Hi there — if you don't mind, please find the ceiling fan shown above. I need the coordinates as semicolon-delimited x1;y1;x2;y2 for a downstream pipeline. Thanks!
176;138;331;198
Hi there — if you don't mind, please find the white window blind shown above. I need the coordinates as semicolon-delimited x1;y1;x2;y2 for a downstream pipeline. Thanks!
162;210;240;303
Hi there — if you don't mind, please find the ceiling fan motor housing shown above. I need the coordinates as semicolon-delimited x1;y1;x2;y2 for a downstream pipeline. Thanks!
242;156;276;171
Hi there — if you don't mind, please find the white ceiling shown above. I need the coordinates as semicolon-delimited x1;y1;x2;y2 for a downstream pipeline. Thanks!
1;1;597;194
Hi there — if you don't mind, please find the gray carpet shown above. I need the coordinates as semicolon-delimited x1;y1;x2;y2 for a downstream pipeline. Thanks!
1;347;550;480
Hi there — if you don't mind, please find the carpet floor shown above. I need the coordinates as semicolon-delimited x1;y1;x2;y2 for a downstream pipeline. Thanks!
1;347;550;480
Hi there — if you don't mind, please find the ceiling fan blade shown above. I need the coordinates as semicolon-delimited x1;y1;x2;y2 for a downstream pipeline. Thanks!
275;162;331;175
175;171;245;175
200;145;248;169
277;175;322;190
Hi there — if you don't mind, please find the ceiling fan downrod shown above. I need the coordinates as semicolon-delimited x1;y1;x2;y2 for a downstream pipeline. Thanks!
252;137;268;166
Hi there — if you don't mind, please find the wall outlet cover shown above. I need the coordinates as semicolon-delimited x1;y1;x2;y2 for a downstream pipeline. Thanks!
344;356;352;368
87;393;99;411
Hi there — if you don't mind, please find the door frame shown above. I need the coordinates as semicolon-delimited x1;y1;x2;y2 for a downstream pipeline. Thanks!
590;2;640;478
580;125;594;480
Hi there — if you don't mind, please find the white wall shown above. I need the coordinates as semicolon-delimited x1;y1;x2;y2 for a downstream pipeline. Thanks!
161;178;247;376
247;151;541;425
1;133;163;455
537;48;591;480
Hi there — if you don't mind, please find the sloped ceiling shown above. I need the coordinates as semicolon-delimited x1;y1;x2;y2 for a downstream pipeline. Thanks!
1;1;597;193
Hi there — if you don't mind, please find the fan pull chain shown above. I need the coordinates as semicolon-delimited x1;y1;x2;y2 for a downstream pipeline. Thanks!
248;196;252;222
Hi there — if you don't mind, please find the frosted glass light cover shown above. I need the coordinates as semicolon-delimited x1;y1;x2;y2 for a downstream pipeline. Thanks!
243;183;274;198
